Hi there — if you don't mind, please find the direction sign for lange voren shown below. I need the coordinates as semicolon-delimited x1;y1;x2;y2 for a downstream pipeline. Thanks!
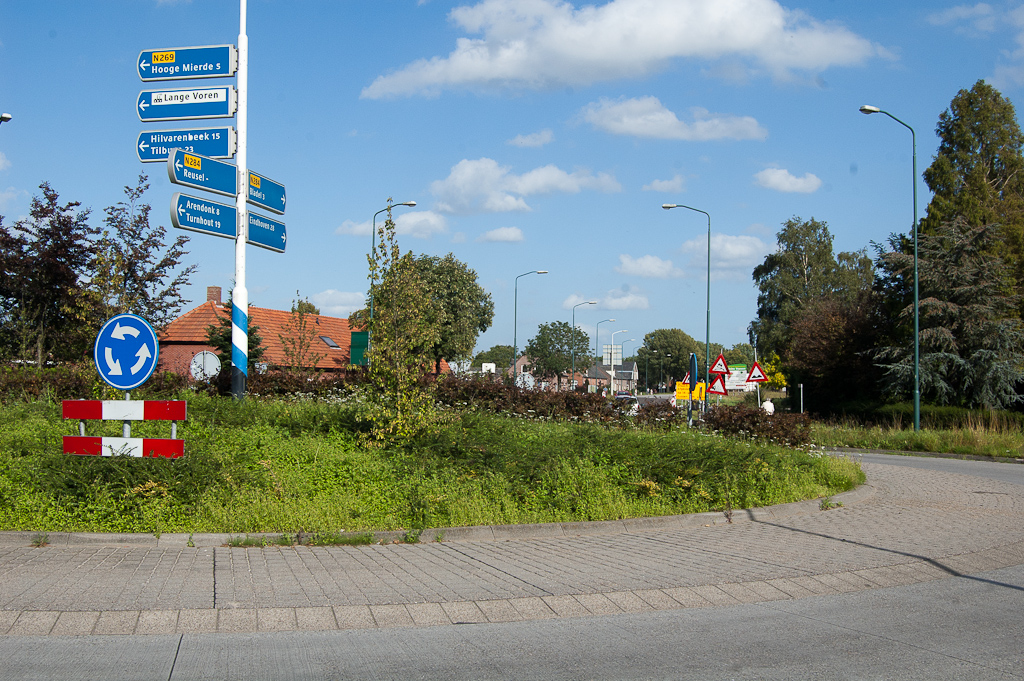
138;45;237;81
171;193;236;240
167;149;237;198
94;314;160;391
247;170;286;215
138;127;236;163
138;86;237;122
248;212;287;253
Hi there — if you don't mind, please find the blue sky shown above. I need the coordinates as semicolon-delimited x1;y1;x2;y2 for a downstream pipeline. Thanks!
1;0;1022;359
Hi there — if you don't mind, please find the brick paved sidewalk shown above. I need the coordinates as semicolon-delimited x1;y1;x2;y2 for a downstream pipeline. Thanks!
2;461;1022;636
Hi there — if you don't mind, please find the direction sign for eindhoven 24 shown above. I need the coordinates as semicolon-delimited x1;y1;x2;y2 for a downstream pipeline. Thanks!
94;314;160;391
247;170;286;215
138;86;237;122
167;149;237;198
138;127;236;163
248;212;287;253
138;45;237;81
171;193;236;240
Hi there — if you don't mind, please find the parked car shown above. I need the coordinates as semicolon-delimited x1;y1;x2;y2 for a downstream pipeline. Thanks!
614;394;639;416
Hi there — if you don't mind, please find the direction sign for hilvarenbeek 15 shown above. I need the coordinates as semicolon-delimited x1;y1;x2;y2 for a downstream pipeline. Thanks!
138;45;237;81
167;149;237;198
93;314;160;391
171;193;236;240
248;212;287;253
138;127;236;163
247;171;286;215
138;86;237;122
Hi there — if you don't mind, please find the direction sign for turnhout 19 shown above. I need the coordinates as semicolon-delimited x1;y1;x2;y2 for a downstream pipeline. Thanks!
138;127;236;163
248;212;287;253
94;314;160;391
171;193;236;240
167;149;237;198
138;45;238;81
138;86;237;122
247;171;286;215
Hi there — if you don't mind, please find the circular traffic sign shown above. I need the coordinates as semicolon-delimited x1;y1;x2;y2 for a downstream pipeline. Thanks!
93;314;160;390
189;350;221;381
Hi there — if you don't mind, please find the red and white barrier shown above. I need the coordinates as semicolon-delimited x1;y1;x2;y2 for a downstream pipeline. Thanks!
62;400;186;459
62;436;184;458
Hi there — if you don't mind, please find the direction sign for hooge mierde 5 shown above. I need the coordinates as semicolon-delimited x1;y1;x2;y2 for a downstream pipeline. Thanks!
167;149;237;198
138;86;237;122
94;314;160;391
247;170;286;215
248;212;287;253
138;45;238;81
138;127;236;163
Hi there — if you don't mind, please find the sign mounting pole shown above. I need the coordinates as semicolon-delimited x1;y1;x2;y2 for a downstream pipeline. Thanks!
232;0;249;399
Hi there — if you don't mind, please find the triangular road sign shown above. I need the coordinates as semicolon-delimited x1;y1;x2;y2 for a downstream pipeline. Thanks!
746;361;768;382
709;353;730;375
708;374;728;395
682;372;690;385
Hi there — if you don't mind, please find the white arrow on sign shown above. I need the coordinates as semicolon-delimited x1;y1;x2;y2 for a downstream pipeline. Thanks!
105;347;123;376
139;59;150;72
138;99;149;113
175;157;183;173
131;344;152;375
112;322;140;340
139;140;149;153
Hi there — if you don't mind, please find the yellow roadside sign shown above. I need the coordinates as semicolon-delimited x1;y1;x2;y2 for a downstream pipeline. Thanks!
676;381;706;400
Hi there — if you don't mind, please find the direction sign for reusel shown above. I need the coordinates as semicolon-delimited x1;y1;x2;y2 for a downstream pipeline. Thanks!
167;149;237;198
171;193;236;240
138;86;237;122
248;212;287;253
93;314;160;391
138;44;237;81
247;170;286;215
138;127;236;163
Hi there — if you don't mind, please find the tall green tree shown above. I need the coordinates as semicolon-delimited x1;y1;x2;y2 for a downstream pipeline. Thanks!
278;291;324;372
0;183;99;364
474;344;515;370
875;216;1024;409
525;321;591;390
636;328;703;390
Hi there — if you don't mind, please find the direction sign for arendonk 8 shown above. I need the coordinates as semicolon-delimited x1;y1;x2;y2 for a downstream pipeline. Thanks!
138;86;237;122
171;193;236;240
167;149;237;198
138;45;237;81
138;127;236;163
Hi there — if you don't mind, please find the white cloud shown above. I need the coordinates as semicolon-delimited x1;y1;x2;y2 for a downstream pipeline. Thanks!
602;285;649;310
311;290;365;318
335;211;447;239
335;218;371;236
431;157;620;213
583;97;767;141
615;254;683;278
927;4;996;33
754;167;821;193
508;129;554;147
681;233;771;281
0;152;10;172
478;226;524;242
0;186;27;210
361;0;881;98
642;174;685;192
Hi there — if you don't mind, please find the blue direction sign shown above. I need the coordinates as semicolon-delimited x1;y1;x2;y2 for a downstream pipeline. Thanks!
248;212;287;253
171;193;236;240
137;127;236;163
138;45;237;81
94;314;160;391
138;86;236;122
167;149;237;198
247;170;286;215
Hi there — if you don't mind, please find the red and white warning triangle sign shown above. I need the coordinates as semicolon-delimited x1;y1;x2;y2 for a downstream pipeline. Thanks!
708;374;728;395
746;361;768;382
709;353;730;375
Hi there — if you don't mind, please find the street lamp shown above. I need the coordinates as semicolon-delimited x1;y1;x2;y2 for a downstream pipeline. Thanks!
513;270;548;384
647;348;657;392
0;113;11;126
367;199;416;360
571;300;596;389
610;329;627;394
594;318;615;359
621;338;635;392
661;353;672;392
860;104;920;432
663;203;711;411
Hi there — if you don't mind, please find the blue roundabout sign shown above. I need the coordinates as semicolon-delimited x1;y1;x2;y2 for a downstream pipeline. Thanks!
93;314;160;390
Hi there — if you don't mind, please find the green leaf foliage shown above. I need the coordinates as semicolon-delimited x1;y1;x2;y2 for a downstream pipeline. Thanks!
525;321;591;390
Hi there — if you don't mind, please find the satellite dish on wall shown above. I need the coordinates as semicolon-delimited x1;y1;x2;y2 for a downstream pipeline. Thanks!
190;351;221;381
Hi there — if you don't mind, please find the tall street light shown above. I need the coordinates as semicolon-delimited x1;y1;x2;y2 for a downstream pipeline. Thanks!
647;348;657;392
367;199;416;360
610;329;627;394
663;203;711;411
571;300;596;389
621;338;635;392
594;318;615;360
860;104;920;431
0;113;11;126
513;270;548;384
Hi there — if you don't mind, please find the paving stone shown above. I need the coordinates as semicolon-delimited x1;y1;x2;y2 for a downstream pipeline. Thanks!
603;590;655;612
508;597;557;620
8;611;58;636
573;593;622;616
51;611;100;635
687;585;740;607
217;608;257;633
406;602;450;626
176;609;217;634
257;608;297;632
440;600;486;624
136;610;178;635
476;599;522;623
659;587;713;608
333;605;375;630
295;607;337;631
369;604;415;628
93;610;140;635
0;610;21;634
542;595;590;618
633;589;687;610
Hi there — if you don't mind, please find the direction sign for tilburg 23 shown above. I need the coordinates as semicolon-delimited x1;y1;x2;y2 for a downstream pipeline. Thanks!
138;127;236;163
93;314;160;391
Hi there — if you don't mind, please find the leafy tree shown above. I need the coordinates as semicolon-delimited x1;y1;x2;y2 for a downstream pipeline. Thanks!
636;328;703;389
750;216;873;360
0;183;99;364
723;343;755;368
525;321;591;390
474;344;515;370
875;216;1024;408
293;297;320;315
414;253;494;373
279;291;324;372
90;175;197;330
205;289;265;374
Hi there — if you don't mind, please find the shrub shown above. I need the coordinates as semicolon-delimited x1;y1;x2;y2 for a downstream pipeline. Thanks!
700;404;811;446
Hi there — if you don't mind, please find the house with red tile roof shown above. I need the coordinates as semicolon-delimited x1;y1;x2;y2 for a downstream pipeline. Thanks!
158;287;355;375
